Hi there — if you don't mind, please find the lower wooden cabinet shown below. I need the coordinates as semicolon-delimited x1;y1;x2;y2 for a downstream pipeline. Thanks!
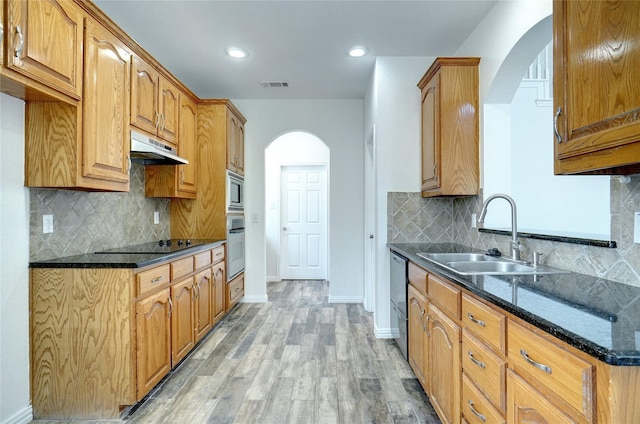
136;288;172;399
212;260;226;323
30;244;232;419
408;284;428;388
195;268;213;341
428;303;461;424
171;277;196;365
400;256;638;424
507;369;574;424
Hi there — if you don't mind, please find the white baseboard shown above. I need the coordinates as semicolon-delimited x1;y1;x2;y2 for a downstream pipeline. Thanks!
328;295;364;304
266;275;277;282
374;325;395;339
240;295;268;303
3;405;33;424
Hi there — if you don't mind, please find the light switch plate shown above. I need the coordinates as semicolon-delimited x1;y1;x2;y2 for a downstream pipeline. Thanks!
154;211;160;225
634;212;640;244
471;213;477;229
43;214;53;234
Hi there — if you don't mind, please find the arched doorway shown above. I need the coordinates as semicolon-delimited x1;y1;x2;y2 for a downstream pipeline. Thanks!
265;131;330;281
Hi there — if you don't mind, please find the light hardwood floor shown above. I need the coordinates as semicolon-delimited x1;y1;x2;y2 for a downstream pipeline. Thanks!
31;280;440;424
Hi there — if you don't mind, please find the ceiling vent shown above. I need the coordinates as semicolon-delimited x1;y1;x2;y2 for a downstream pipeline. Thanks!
260;81;289;88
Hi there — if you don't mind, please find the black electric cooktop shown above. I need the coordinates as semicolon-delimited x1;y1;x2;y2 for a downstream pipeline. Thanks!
96;239;206;255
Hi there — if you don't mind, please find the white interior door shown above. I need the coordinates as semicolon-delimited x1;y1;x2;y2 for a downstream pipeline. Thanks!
280;165;327;280
364;126;376;312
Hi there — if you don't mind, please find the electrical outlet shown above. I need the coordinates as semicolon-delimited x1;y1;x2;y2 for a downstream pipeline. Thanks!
154;211;160;225
634;212;640;244
471;213;477;229
43;214;54;234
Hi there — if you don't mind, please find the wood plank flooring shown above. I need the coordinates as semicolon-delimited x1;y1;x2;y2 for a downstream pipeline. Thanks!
31;280;441;424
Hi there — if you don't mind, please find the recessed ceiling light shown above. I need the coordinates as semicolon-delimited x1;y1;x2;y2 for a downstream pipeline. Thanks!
348;47;368;58
226;47;248;59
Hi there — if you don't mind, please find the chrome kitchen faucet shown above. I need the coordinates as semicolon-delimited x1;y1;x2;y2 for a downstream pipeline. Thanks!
477;193;524;262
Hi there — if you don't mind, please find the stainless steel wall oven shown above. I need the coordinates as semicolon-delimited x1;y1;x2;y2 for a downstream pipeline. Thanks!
227;215;245;281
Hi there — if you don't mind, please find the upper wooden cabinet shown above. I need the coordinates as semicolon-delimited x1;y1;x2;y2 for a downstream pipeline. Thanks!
130;55;179;147
145;94;198;198
171;99;247;240
553;0;640;175
82;18;131;187
25;16;131;192
5;0;83;99
418;57;479;197
227;110;245;175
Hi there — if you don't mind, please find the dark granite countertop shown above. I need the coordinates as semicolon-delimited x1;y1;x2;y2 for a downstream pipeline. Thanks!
388;242;640;366
29;239;226;269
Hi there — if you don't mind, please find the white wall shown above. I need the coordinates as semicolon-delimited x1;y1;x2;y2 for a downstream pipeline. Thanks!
365;56;435;336
0;93;32;423
232;99;364;303
265;132;330;280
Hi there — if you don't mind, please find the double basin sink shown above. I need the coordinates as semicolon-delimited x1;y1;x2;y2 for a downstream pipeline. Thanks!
416;252;569;276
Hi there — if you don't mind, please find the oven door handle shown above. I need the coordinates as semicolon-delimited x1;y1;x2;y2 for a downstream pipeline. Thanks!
229;228;245;234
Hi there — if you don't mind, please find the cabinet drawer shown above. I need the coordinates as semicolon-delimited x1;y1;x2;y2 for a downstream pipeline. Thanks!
212;245;225;264
462;374;505;424
227;273;244;307
428;273;460;319
408;262;428;297
194;250;212;269
137;265;170;296
171;256;194;281
462;293;506;353
507;319;595;422
462;330;506;413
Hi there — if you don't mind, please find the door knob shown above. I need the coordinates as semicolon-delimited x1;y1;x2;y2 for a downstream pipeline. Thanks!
369;234;374;239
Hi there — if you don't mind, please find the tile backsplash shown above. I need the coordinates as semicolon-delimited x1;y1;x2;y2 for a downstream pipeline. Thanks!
30;163;170;261
388;176;640;288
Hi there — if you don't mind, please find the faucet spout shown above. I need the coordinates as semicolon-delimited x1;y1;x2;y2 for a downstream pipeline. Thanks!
477;193;522;261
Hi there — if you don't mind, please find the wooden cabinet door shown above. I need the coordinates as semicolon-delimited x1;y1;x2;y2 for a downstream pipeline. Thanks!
408;284;428;390
554;0;640;175
429;303;461;424
178;95;197;195
236;119;245;175
212;262;226;323
194;268;212;341
507;369;573;424
130;56;160;135
82;18;130;186
226;111;245;175
158;78;179;146
171;278;195;365
136;288;171;400
227;112;239;172
421;72;439;193
6;0;83;98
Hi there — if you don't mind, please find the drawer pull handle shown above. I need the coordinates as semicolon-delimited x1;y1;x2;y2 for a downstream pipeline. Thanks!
467;400;486;422
467;351;486;369
151;276;164;284
520;349;552;374
467;312;485;327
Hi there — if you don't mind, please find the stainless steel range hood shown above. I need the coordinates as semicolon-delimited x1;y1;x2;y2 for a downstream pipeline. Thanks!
130;130;188;165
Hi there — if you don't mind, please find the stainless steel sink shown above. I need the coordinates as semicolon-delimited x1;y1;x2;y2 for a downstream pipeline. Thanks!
417;252;569;276
417;253;499;263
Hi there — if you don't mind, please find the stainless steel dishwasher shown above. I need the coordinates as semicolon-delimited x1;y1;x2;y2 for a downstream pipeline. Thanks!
390;251;408;359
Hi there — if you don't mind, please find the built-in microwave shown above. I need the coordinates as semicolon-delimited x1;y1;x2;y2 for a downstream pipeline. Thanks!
226;171;244;213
